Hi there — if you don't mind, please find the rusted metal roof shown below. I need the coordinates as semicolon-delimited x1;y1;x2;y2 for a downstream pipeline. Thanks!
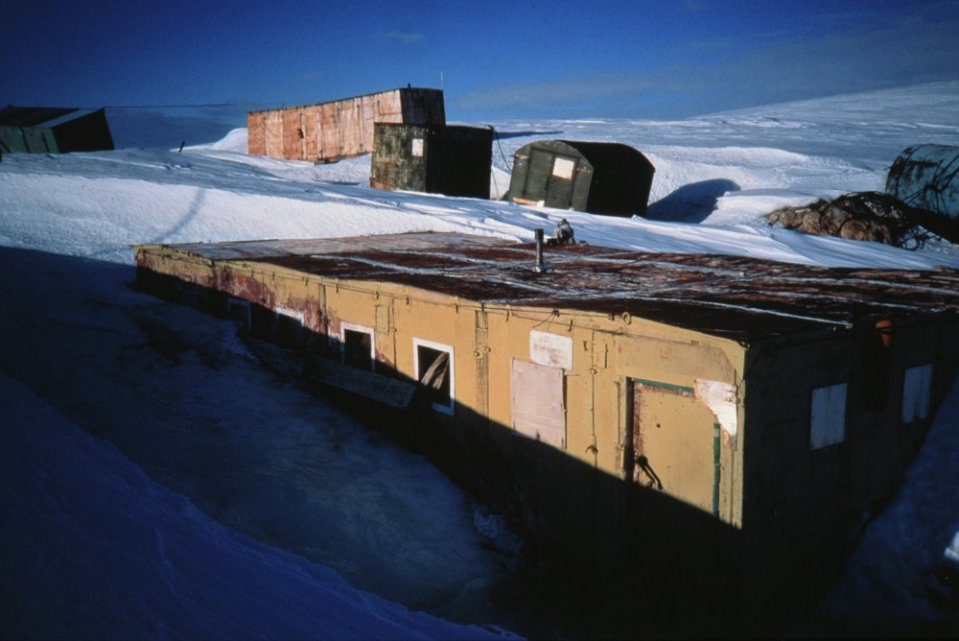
161;232;959;342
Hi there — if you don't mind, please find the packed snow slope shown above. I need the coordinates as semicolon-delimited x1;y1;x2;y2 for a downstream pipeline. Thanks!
0;372;515;641
1;81;958;639
1;81;958;270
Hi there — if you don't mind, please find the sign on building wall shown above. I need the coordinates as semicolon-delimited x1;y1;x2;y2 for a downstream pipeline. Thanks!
552;157;576;180
530;330;573;370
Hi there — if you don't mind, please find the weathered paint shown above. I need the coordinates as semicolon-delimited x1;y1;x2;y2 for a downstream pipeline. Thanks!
134;231;959;614
370;123;493;198
508;139;655;216
247;88;445;163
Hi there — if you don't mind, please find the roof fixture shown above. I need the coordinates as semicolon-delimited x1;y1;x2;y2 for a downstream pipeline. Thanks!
534;228;546;273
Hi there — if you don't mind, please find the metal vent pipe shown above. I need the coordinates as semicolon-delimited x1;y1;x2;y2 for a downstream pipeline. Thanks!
534;228;546;272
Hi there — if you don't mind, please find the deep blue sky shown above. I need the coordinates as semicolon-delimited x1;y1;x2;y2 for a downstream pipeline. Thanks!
3;0;958;127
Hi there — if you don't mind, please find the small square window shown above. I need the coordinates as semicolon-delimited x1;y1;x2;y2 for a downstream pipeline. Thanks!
902;364;933;423
811;383;847;450
341;323;374;372
414;338;454;415
552;157;575;180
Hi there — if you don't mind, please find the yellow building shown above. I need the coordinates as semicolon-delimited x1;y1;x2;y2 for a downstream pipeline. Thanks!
135;231;959;621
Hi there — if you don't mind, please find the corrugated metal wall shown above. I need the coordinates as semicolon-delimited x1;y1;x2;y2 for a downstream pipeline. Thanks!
247;112;266;156
247;88;445;163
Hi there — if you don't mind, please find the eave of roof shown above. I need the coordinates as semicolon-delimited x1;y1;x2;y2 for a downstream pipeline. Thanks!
246;87;442;115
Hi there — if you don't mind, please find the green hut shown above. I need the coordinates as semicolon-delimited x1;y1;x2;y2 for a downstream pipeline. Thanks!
507;140;654;217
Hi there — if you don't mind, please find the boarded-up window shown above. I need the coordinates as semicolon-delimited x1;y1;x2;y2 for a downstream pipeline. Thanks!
414;338;454;414
810;383;847;450
341;322;374;371
902;363;933;423
511;359;565;448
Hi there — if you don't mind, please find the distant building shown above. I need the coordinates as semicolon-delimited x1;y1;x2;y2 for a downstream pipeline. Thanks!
135;231;959;621
0;105;114;155
247;88;445;163
508;140;655;216
370;123;493;199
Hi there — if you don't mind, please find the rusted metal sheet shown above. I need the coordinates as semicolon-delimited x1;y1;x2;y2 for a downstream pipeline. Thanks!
264;111;283;158
247;88;445;163
282;108;302;159
136;232;959;343
216;267;276;309
247;112;265;156
302;108;319;160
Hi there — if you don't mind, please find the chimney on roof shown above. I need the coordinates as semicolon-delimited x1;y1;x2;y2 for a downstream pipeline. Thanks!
534;228;546;273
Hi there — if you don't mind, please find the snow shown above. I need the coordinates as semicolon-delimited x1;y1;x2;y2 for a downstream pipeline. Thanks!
0;375;510;641
2;80;958;638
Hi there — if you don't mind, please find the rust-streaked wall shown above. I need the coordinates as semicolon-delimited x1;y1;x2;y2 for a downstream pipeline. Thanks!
247;88;445;163
134;242;750;565
134;239;959;613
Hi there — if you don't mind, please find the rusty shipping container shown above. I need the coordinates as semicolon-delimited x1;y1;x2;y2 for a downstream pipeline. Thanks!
247;87;445;163
370;123;493;199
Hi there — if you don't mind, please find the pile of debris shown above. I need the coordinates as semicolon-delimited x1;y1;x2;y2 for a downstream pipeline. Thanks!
765;191;934;249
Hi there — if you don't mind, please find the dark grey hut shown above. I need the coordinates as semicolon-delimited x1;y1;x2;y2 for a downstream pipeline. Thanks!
370;123;492;199
0;106;114;155
507;140;654;216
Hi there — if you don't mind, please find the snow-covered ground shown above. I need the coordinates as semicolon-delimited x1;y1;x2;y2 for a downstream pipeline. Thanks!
2;81;958;639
